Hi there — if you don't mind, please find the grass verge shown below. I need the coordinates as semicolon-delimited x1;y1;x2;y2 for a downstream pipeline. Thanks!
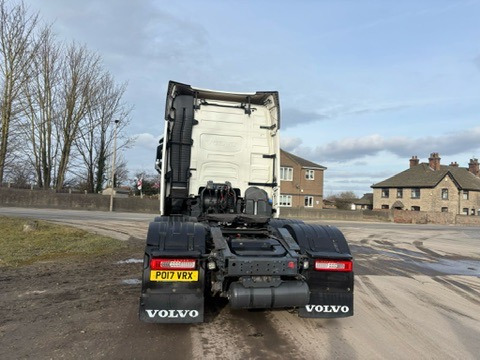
0;216;125;267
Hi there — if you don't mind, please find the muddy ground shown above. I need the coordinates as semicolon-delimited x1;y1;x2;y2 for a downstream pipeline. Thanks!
0;208;479;359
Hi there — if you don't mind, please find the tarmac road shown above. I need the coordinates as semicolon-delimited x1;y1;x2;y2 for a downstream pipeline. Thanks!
1;207;479;359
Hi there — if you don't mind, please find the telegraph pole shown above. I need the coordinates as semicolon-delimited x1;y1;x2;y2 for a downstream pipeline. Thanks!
109;120;120;212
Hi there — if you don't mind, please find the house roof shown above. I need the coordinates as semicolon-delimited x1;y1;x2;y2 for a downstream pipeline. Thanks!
354;193;373;205
280;149;326;170
371;163;480;191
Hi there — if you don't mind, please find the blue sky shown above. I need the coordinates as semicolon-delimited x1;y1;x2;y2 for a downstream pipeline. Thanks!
24;0;480;196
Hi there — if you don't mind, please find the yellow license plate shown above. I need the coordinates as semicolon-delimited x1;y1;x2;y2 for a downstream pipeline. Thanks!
150;270;199;282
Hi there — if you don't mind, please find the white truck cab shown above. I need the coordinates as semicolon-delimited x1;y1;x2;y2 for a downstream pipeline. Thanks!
158;81;281;218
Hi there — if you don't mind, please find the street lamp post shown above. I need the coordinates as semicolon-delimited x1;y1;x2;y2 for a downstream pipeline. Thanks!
109;120;120;212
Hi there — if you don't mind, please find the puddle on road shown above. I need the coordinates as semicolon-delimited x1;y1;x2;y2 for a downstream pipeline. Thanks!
121;278;141;285
412;259;480;276
116;258;143;264
351;244;480;276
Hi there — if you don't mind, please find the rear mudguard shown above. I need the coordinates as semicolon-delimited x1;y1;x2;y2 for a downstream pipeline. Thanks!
139;221;206;323
283;223;354;318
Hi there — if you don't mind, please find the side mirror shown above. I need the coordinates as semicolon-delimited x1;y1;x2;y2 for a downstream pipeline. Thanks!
155;138;163;174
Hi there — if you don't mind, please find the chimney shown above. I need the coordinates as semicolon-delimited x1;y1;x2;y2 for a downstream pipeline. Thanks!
409;156;419;168
449;161;459;167
428;152;441;171
468;158;479;176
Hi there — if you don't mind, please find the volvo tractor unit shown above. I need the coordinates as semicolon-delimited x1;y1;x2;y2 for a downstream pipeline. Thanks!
139;81;354;323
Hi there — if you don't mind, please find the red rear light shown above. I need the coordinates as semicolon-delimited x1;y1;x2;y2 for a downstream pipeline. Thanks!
314;259;352;272
150;258;197;270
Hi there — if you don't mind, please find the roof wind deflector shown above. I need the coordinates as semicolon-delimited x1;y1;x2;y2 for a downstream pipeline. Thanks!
166;80;280;124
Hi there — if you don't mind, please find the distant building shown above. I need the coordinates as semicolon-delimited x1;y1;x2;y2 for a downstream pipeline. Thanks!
102;187;130;198
279;149;326;209
371;153;480;215
354;193;373;210
322;199;336;209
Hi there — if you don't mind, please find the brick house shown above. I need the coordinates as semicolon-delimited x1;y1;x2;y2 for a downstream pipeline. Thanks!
371;153;480;215
279;149;326;209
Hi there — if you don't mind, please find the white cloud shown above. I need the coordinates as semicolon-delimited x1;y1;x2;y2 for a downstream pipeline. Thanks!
280;136;303;152
289;126;480;163
282;108;329;128
133;133;161;150
327;170;394;179
282;96;480;130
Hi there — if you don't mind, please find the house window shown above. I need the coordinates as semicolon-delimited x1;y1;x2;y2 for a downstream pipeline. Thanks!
411;206;420;211
463;191;469;200
280;167;293;181
396;189;403;198
305;169;314;180
381;204;389;209
441;189;448;200
441;207;448;213
381;189;389;198
304;196;313;207
279;195;292;207
462;208;468;215
411;188;420;199
471;209;476;216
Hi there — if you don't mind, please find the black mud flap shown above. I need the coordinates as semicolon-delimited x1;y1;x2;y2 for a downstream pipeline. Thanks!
139;220;206;324
299;266;354;318
299;292;353;318
139;288;205;323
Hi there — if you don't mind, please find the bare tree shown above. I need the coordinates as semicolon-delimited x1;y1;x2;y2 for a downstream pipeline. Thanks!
113;154;129;187
1;3;133;190
4;161;35;187
0;0;39;183
55;42;101;190
20;25;61;188
74;71;131;193
69;154;129;193
327;191;358;210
